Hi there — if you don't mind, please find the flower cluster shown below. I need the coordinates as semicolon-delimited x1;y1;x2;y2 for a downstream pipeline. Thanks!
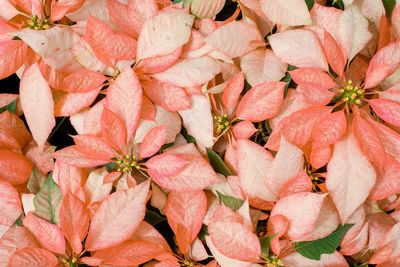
0;0;400;266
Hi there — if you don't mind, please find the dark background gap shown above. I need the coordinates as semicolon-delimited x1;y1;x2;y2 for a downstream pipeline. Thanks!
0;74;76;149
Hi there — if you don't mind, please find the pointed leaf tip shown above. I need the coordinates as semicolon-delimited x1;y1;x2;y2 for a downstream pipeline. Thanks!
295;224;354;260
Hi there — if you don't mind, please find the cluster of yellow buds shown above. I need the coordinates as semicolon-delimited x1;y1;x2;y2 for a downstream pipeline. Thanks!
307;170;320;191
61;257;78;267
214;114;231;134
112;68;121;78
265;255;283;267
115;154;140;173
339;80;364;105
27;15;52;30
181;259;197;267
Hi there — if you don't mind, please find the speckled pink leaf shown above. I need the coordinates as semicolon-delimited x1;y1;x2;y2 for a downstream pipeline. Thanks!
23;212;66;254
106;66;142;142
20;63;55;148
85;181;150;251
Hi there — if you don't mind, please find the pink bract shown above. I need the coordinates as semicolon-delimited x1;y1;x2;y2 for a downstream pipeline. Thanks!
0;0;400;266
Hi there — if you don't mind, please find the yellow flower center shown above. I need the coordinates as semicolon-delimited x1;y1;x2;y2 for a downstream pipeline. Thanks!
181;259;197;267
61;257;78;267
27;15;52;30
214;114;231;134
339;80;364;105
114;154;140;173
307;170;322;191
265;256;283;267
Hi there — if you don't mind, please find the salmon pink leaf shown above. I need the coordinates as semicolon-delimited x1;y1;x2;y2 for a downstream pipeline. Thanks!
269;29;328;71
53;145;110;168
289;68;337;90
85;181;150;251
369;98;400;127
178;95;213;148
205;21;263;58
236;81;285;122
73;134;115;161
91;240;164;265
62;69;106;93
164;190;207;254
151;155;218;191
106;66;143;142
152;57;221;88
145;154;188;178
23;212;66;254
140;125;167;158
261;0;312;26
0;149;32;185
326;132;376;222
20;63;55;149
0;180;22;231
208;220;261;262
236;139;275;202
241;48;288;86
100;107;127;153
323;31;346;78
86;16;137;65
0;225;39;266
222;72;245;110
190;0;225;18
0;41;27;80
137;10;194;60
364;41;400;89
337;5;372;61
271;192;339;241
9;247;58;267
141;79;191;112
59;192;90;254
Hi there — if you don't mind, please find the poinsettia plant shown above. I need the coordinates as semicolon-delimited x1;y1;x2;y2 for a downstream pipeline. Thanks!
1;0;400;266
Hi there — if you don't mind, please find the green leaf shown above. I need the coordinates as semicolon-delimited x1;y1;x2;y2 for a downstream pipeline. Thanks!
183;0;193;7
0;99;17;114
33;174;63;224
145;210;166;226
382;0;396;18
104;162;116;172
14;214;23;226
27;168;47;194
281;65;297;96
160;142;174;152
243;80;252;94
260;235;275;258
264;120;272;135
216;191;244;211
198;224;208;240
173;0;192;7
305;0;315;10
332;0;344;9
181;128;197;144
351;263;369;267
206;148;232;177
295;224;354;260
